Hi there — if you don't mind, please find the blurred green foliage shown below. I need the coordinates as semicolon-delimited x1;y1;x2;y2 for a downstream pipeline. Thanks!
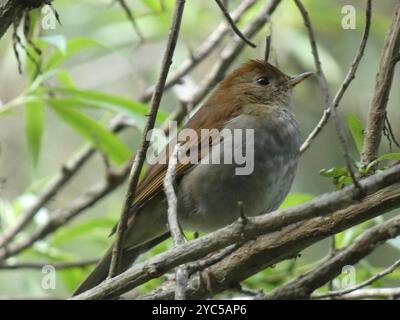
0;0;399;299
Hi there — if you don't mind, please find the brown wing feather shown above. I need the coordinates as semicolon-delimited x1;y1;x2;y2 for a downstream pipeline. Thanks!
109;76;244;236
133;87;242;205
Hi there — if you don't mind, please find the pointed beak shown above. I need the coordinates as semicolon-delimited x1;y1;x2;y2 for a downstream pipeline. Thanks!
288;72;313;87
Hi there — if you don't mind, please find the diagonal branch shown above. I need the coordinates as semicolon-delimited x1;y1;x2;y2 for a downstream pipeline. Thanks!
141;183;400;300
108;0;186;279
263;216;400;299
300;0;372;154
313;258;400;299
214;0;256;48
71;165;400;299
294;0;360;189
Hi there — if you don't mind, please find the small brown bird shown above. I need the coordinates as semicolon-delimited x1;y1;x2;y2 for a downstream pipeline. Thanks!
73;59;311;295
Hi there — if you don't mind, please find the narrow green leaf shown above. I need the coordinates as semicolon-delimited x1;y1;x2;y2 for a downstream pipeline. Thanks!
367;153;400;172
25;99;45;168
142;0;162;12
48;87;167;125
44;37;108;71
50;217;116;246
55;69;76;88
50;103;131;165
347;112;364;154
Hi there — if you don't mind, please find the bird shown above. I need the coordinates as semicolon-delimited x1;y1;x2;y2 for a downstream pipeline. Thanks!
73;59;311;295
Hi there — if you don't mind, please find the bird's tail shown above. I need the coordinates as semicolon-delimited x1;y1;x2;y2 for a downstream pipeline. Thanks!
72;233;169;296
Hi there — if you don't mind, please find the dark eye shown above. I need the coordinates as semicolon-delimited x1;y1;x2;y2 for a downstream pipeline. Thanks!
256;76;270;86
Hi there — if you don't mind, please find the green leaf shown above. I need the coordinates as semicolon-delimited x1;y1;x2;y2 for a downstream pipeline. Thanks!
48;87;167;126
43;37;108;71
280;193;314;209
347;112;364;154
40;35;68;54
141;0;163;12
366;153;400;172
320;166;348;178
25;98;45;168
50;218;116;246
50;103;131;165
55;69;76;88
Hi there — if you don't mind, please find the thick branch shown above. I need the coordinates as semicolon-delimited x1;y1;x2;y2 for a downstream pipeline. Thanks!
141;183;400;300
362;3;400;165
71;165;400;299
264;216;400;299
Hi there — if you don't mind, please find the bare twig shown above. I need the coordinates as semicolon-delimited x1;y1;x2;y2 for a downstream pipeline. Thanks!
108;0;186;279
0;144;95;248
116;0;144;42
263;216;400;299
294;0;360;189
300;0;372;154
336;288;400;299
139;0;258;102
0;258;98;270
193;0;281;104
71;165;400;299
214;0;256;48
362;3;400;166
164;143;188;299
264;34;272;62
313;258;400;299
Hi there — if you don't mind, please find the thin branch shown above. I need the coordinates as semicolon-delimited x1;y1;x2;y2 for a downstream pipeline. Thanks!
336;288;400;299
313;258;400;299
263;216;400;299
214;0;256;48
0;143;95;248
0;258;98;270
116;0;144;42
138;0;258;102
300;0;372;154
361;3;400;166
264;34;272;62
108;0;186;279
71;165;400;299
294;0;360;189
192;0;281;104
164;144;185;247
164;143;188;299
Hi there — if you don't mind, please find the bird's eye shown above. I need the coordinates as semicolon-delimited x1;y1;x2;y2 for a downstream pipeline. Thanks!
256;76;270;86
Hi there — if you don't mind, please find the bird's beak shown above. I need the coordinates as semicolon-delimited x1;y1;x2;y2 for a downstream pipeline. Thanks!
288;72;313;87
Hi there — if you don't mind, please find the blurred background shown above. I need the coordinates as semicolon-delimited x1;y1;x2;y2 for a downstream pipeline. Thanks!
0;0;399;298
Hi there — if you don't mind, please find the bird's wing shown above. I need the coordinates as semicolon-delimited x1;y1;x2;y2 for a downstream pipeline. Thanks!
110;97;242;236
